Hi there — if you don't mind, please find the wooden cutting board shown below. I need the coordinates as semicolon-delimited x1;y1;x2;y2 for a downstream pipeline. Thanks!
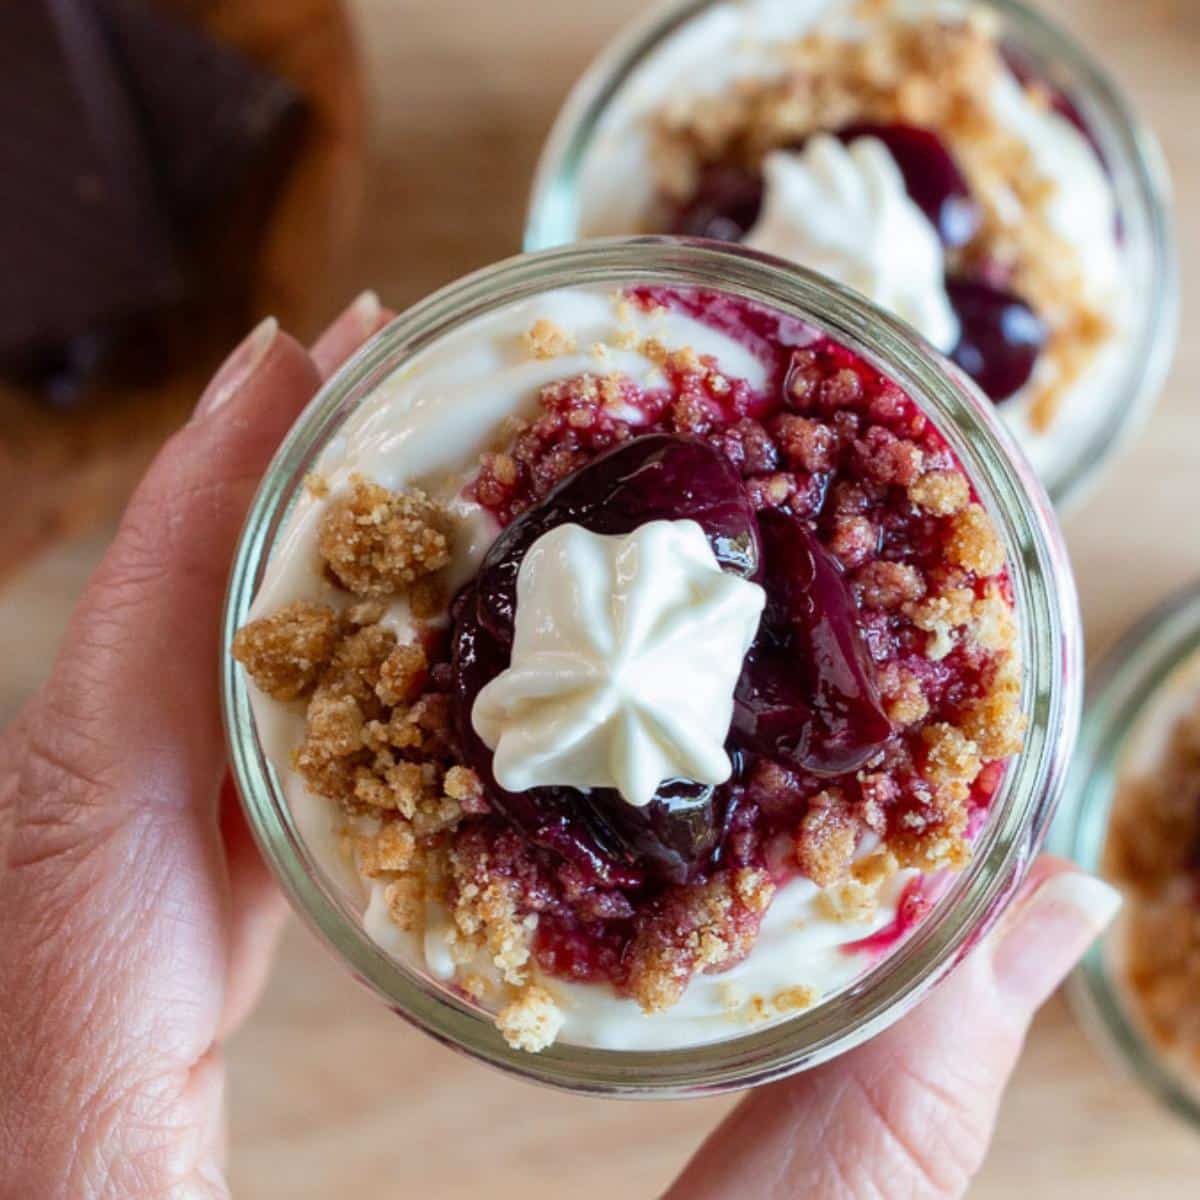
0;0;365;579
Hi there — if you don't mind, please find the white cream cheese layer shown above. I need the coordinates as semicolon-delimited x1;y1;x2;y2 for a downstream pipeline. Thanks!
244;285;912;1049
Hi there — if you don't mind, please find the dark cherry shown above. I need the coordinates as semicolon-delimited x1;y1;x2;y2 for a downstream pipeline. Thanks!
668;163;765;242
946;277;1046;404
732;510;892;775
452;434;761;886
454;435;894;881
473;433;762;641
835;123;982;248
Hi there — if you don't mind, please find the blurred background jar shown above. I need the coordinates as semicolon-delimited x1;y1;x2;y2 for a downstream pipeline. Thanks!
525;0;1177;510
1054;581;1200;1129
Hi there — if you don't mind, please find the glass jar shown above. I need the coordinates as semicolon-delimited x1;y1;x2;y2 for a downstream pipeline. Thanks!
222;239;1082;1095
524;0;1177;511
1052;583;1200;1127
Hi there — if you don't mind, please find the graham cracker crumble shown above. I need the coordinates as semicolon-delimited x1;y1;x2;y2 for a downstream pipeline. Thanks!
647;0;1112;431
1105;685;1200;1072
737;985;820;1027
523;318;577;359
496;984;564;1053
304;472;330;499
318;475;451;596
625;868;776;1014
794;790;859;888
232;600;340;701
447;831;538;985
236;477;555;1050
772;984;818;1014
908;469;969;517
819;847;901;924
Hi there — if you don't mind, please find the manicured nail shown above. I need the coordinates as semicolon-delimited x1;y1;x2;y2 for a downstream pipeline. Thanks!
193;316;279;420
350;289;382;337
991;871;1122;1008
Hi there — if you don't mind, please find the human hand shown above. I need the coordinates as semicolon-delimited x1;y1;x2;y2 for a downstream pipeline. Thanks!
0;293;391;1198
665;857;1120;1199
0;295;1120;1200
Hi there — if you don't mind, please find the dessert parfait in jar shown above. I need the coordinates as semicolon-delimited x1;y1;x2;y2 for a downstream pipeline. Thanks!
526;0;1176;508
223;240;1080;1092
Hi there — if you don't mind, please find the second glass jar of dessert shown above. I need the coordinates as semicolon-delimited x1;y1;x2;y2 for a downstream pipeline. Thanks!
525;0;1177;510
1053;583;1200;1128
223;239;1081;1094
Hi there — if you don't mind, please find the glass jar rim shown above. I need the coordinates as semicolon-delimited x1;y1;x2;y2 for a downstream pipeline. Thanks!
1052;580;1200;1128
523;0;1178;514
222;238;1082;1095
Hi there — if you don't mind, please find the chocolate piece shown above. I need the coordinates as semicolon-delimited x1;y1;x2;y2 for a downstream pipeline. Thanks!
1;0;305;401
0;0;180;361
97;0;306;237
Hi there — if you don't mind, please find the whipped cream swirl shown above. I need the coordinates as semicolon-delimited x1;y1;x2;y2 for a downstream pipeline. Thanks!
472;519;765;807
745;135;960;352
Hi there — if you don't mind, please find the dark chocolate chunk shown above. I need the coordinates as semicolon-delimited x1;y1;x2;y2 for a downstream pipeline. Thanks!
96;0;306;237
1;0;305;402
0;0;181;361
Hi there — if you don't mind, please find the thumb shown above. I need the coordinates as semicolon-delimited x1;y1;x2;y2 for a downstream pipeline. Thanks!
665;857;1121;1200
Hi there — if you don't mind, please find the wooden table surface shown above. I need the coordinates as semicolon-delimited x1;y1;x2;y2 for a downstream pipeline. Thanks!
1;0;1197;1194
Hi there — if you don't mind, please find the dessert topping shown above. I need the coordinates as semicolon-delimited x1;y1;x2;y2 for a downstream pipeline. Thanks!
318;475;451;597
744;136;959;353
472;519;765;807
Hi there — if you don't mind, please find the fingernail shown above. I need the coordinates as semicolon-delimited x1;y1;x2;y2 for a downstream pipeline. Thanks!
350;289;382;337
991;871;1122;1007
193;316;279;420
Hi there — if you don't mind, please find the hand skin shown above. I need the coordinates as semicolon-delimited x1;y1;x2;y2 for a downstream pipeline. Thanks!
0;297;1120;1199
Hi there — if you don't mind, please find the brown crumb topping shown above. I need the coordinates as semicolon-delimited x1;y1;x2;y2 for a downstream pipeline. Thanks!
921;723;982;789
819;847;901;923
319;475;450;597
376;642;428;707
523;318;577;359
1105;683;1200;1072
794;790;858;887
447;831;537;985
496;984;564;1052
232;600;340;701
908;469;969;517
945;504;1006;577
772;984;817;1014
626;868;776;1014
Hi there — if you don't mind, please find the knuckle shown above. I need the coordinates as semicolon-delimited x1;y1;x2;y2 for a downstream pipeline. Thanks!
851;1058;991;1200
5;692;126;878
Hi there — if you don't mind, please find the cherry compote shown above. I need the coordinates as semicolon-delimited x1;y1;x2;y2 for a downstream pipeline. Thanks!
453;429;897;886
452;435;761;887
452;288;1016;995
